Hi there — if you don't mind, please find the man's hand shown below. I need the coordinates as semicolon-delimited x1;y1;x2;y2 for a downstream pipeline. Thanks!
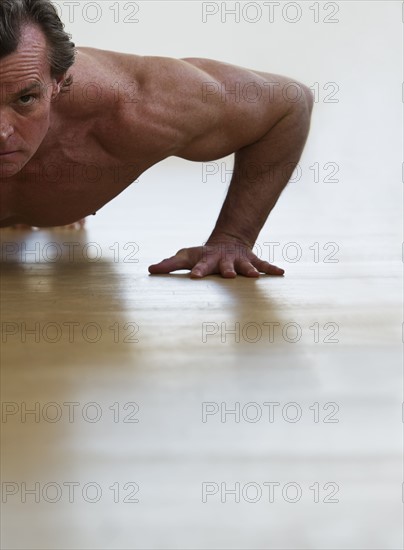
148;241;284;279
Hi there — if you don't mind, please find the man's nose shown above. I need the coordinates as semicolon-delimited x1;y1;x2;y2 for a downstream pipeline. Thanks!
0;113;14;142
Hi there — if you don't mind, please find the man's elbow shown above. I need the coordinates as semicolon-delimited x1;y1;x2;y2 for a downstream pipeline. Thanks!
297;83;314;115
277;78;314;119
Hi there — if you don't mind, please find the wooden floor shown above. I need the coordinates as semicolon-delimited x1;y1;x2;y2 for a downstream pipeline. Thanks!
0;156;402;549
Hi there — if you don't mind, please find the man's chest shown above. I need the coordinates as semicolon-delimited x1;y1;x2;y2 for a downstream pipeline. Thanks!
6;141;145;226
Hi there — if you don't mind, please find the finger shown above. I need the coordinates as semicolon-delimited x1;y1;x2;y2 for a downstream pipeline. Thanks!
148;255;191;274
219;260;237;278
234;259;260;278
251;259;285;276
190;256;220;278
190;262;213;278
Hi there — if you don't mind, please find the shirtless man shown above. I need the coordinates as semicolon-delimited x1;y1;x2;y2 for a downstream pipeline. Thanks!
0;0;314;279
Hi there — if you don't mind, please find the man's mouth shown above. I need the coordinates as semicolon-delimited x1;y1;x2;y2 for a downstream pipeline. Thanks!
0;151;18;157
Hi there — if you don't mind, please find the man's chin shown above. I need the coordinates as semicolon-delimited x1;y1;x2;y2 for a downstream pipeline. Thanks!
0;156;28;178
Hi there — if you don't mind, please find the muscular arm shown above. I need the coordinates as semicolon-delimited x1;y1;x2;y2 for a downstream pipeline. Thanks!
177;59;313;247
205;81;314;249
118;55;314;277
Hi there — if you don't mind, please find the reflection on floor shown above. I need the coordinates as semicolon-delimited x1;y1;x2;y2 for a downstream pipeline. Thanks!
0;162;402;549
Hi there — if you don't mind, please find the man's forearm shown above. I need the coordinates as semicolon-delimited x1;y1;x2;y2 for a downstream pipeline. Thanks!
206;95;313;249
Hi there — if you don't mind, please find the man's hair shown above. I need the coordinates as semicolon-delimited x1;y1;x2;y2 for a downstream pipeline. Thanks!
0;0;76;91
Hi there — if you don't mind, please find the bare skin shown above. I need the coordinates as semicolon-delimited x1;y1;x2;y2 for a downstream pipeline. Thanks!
0;24;313;278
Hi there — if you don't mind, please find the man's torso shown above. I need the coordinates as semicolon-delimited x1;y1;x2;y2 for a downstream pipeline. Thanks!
0;48;284;226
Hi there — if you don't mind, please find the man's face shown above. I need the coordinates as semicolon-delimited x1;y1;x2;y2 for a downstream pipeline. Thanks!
0;24;63;178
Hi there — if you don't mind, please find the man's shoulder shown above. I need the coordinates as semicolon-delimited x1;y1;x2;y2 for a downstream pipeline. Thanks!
74;46;144;80
52;48;233;161
55;48;141;113
61;48;221;112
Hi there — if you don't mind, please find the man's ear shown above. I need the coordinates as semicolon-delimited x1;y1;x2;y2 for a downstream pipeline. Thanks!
51;74;66;98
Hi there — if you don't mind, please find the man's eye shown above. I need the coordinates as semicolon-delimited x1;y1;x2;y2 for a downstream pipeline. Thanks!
17;95;37;106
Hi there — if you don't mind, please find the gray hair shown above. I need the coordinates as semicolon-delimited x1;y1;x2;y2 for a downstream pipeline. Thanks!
0;0;76;90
